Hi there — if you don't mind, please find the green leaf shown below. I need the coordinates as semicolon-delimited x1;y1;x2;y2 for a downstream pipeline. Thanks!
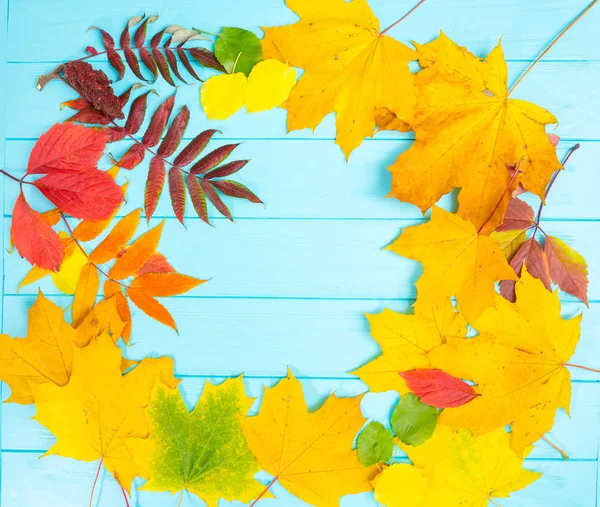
215;27;263;76
357;421;394;467
133;377;265;505
392;393;439;447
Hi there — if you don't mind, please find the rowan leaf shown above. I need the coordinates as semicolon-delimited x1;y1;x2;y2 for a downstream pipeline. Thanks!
126;288;177;331
388;207;516;322
145;158;166;220
142;94;176;147
118;143;146;169
545;235;589;305
131;378;264;505
89;209;141;264
205;160;248;180
168;167;186;223
429;269;582;455
124;90;153;135
202;180;232;221
500;237;551;302
187;175;209;224
356;421;394;467
399;369;479;409
188;47;225;72
137;253;175;276
190;144;240;175
211;180;262;204
388;33;561;233
157;106;190;157
262;0;416;157
391;393;438;447
240;371;377;507
214;27;263;76
173;129;218;167
72;262;100;327
129;272;206;297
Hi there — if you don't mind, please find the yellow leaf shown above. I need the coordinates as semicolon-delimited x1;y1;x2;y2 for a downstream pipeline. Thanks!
129;273;207;297
72;262;100;327
491;229;528;261
108;220;164;280
352;301;467;393
201;73;246;120
240;371;377;507
0;291;76;404
388;207;516;322
381;426;540;507
89;209;141;264
428;269;582;455
105;281;132;343
74;297;126;347
262;0;416;157
51;243;88;294
374;107;412;133
245;59;297;113
31;334;179;492
388;33;561;232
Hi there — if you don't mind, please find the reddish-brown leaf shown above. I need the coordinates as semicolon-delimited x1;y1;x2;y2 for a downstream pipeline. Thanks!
186;175;209;224
150;28;167;48
168;167;186;223
89;26;115;51
103;126;128;143
205;160;249;179
546;235;589;305
61;97;91;111
190;144;239;175
11;193;64;271
188;47;226;72
137;253;175;276
400;369;480;409
202;180;232;221
27;123;107;175
66;107;111;125
134;15;158;48
117;143;146;170
212;179;262;204
125;91;152;135
496;198;536;232
145;157;166;220
500;237;551;301
129;272;206;296
142;95;176;147
33;170;123;221
173;129;218;167
152;48;175;86
177;45;201;81
165;46;188;83
140;48;158;81
107;50;126;81
124;49;146;81
157;106;190;157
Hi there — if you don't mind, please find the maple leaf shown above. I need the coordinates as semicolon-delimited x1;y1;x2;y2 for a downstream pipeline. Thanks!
31;333;179;491
389;207;516;322
376;426;540;507
262;0;416;158
131;377;264;506
352;299;467;393
428;269;581;456
240;371;377;507
388;32;561;233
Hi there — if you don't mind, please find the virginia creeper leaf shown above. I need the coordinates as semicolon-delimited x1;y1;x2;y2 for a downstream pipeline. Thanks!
545;235;589;305
500;237;551;302
496;198;536;232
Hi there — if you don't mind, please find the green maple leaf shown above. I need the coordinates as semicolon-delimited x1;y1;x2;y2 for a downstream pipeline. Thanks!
132;377;264;506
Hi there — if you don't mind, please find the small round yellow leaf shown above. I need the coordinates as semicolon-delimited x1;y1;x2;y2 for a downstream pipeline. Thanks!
200;73;246;120
374;464;427;507
245;59;297;113
51;245;88;294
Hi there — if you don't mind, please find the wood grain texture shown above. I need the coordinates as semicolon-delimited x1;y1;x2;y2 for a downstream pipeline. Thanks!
1;0;599;505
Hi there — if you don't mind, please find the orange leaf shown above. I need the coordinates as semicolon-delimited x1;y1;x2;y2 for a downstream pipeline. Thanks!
129;273;206;297
104;281;132;343
89;209;141;264
72;262;100;327
127;288;177;331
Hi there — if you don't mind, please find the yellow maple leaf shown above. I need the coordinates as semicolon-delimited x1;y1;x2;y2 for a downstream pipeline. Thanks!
388;32;561;232
31;334;179;491
376;426;540;507
388;206;516;322
428;269;581;456
262;0;416;158
352;300;466;393
240;371;377;507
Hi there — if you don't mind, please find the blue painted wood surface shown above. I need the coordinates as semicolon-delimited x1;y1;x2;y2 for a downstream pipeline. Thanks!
1;0;599;506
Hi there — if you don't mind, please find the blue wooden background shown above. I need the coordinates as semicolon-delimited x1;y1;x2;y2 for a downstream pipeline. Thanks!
1;0;599;506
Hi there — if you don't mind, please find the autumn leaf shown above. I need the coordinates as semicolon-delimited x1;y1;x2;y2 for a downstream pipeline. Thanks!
74;296;127;347
352;299;467;393
491;229;528;262
31;334;179;491
214;27;263;76
496;198;536;232
388;33;561;233
200;73;246;120
240;371;377;507
262;0;416;157
131;377;264;506
388;207;516;322
376;426;540;507
400;369;480;409
429;269;581;455
545;235;589;305
391;393;438;447
72;262;100;327
89;209;141;264
356;421;394;467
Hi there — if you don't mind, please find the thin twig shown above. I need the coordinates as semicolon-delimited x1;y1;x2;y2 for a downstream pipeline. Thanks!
120;486;130;507
380;0;428;36
508;0;598;95
89;459;103;507
542;436;569;460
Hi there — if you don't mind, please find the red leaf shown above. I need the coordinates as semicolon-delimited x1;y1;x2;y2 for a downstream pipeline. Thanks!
188;47;226;72
177;46;202;81
150;28;167;48
546;235;589;305
152;48;176;86
205;160;249;179
202;180;232;221
500;237;551;301
140;48;158;81
89;26;115;51
107;50;126;81
173;129;218;167
66;107;111;125
137;252;175;276
134;15;158;48
125;91;152;135
168;167;186;223
103;126;128;143
118;143;146;170
400;369;480;409
33;170;123;221
186;175;209;224
61;97;91;111
124;49;146;81
165;47;188;83
11;193;64;271
145;157;166;220
157;106;190;157
190;144;239;175
212;179;262;204
496;198;536;232
142;95;176;147
27;123;107;175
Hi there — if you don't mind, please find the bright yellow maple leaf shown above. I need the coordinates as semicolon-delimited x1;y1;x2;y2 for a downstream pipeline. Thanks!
388;32;561;233
428;269;581;456
388;206;516;322
376;426;540;507
352;300;466;393
262;0;416;158
31;334;179;491
240;371;377;507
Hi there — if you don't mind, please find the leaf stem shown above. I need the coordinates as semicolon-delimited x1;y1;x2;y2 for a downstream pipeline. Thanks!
542;435;569;460
380;0;428;36
250;476;278;507
489;499;502;507
565;363;600;374
89;458;103;507
0;169;25;184
177;490;185;507
508;0;598;95
120;486;130;507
